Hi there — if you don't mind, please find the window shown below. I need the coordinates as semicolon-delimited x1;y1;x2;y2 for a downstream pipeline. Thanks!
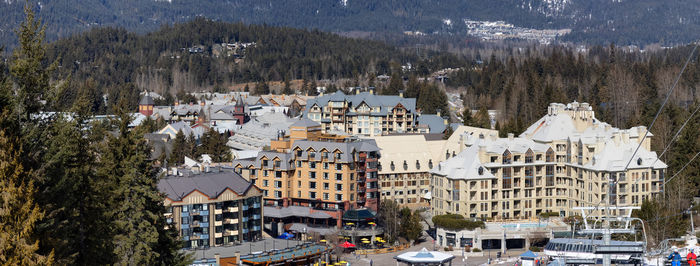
336;184;343;191
296;161;302;167
323;172;329;179
309;182;317;189
336;173;343;181
324;182;330;189
275;171;282;178
263;170;269;177
310;172;316;179
309;192;317;198
335;164;342;170
350;173;354;180
262;160;269;167
275;191;282;198
297;191;301;197
298;181;301;187
296;150;302;157
274;160;281;168
323;193;330;200
323;152;329;159
309;152;316;159
263;180;269;187
310;162;316;169
350;184;354;191
275;181;282;188
323;162;329;169
336;153;342;159
335;194;343;201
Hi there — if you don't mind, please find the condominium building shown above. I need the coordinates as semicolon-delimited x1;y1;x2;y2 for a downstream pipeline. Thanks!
370;126;500;209
304;91;422;136
158;170;263;248
431;102;667;219
232;118;380;227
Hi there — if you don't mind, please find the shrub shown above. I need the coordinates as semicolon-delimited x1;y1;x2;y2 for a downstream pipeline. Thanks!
539;212;560;219
444;247;450;251
529;246;542;252
472;248;481;252
432;214;486;231
464;246;471;252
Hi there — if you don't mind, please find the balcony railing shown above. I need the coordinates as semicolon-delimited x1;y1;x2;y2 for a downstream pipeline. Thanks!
253;214;261;220
225;207;238;213
224;218;238;224
224;229;238;236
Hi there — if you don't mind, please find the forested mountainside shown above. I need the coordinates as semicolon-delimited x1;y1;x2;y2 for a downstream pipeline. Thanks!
1;0;700;48
42;18;463;112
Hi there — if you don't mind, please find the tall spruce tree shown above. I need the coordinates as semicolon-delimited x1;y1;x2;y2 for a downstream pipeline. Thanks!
98;99;184;265
0;130;53;265
36;93;113;265
170;130;187;165
382;72;403;95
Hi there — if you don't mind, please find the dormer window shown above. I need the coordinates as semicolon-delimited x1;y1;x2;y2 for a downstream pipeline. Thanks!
403;160;408;170
390;161;395;171
446;151;450;160
478;167;484;175
416;160;420;170
428;159;433;169
637;158;642;166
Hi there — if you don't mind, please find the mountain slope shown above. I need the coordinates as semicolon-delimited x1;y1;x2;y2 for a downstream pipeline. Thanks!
1;0;699;47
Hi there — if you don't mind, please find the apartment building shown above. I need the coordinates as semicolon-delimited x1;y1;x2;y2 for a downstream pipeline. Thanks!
304;90;421;136
158;170;263;248
431;102;667;219
370;126;500;209
232;118;380;227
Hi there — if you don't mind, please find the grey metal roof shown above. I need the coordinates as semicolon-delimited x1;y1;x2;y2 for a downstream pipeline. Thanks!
290;118;321;128
158;171;254;201
304;91;417;116
139;93;155;105
291;139;379;163
417;114;446;133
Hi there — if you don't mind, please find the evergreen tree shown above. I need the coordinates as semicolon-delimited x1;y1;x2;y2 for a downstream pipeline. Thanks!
461;107;473;126
382;72;403;95
0;130;53;265
399;208;423;243
198;128;232;162
404;75;420;98
474;106;491;129
170;130;187;165
36;95;112;265
281;78;293;95
98;99;183;265
186;133;198;159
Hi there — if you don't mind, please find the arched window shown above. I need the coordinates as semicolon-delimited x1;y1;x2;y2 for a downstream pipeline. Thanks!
637;158;642;166
428;159;434;169
546;148;554;163
403;160;408;170
525;149;534;163
478;167;484;175
416;160;420;170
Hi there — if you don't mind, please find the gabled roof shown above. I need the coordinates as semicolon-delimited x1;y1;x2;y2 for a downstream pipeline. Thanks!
303;91;417;116
158;171;255;201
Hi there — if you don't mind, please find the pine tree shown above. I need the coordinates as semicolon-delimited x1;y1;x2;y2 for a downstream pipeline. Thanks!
0;130;53;265
382;72;403;95
282;78;293;95
98;99;184;265
170;130;187;165
461;107;473;126
474;106;491;129
404;75;420;98
36;95;113;265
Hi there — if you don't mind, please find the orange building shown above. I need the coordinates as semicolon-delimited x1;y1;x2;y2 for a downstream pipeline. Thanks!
233;119;380;228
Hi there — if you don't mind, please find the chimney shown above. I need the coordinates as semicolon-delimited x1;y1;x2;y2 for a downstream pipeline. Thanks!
399;90;404;98
355;89;360;95
507;133;514;141
174;101;179;106
443;117;449;126
369;89;374;95
436;109;442;117
215;254;221;265
200;100;205;106
319;92;324;96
